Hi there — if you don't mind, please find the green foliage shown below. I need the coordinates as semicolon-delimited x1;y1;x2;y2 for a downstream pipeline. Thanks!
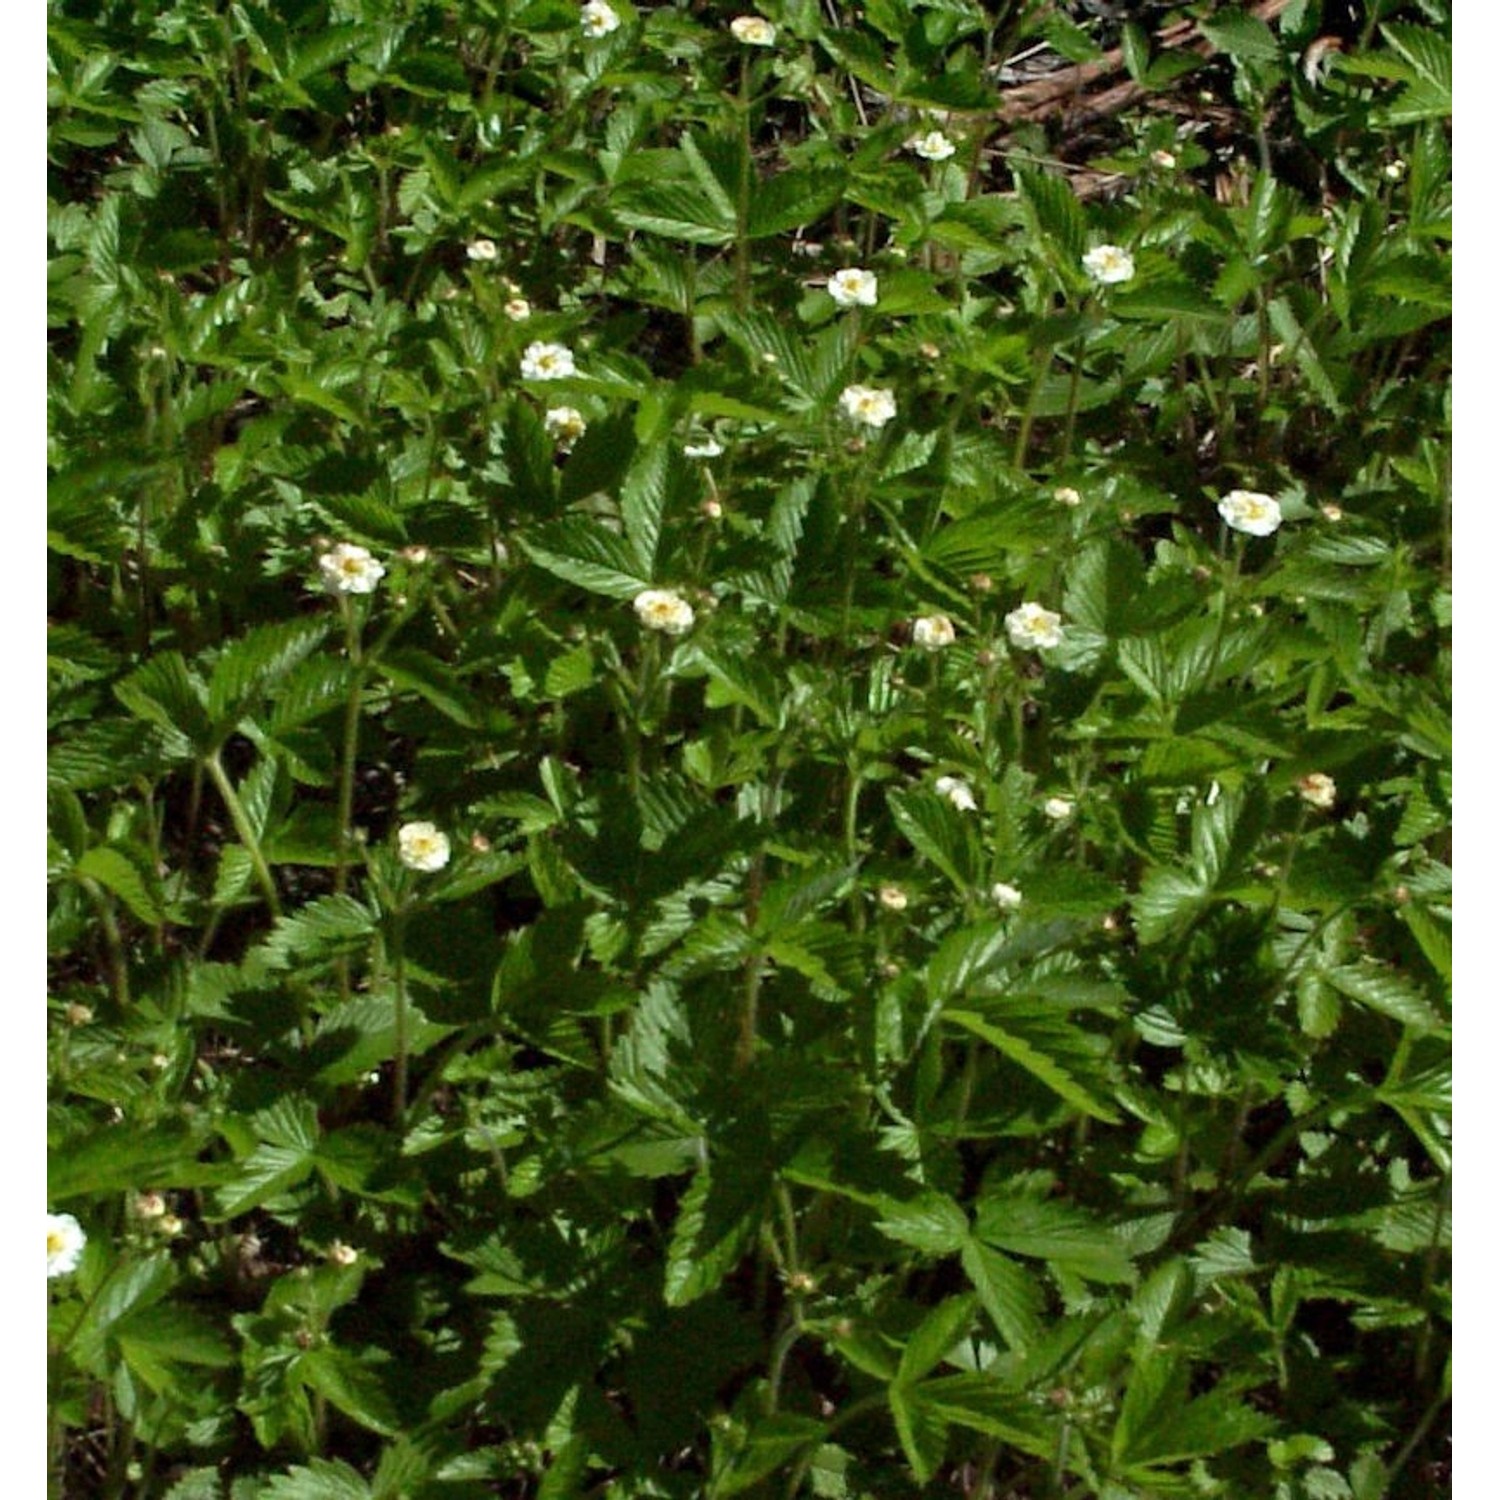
48;0;1450;1494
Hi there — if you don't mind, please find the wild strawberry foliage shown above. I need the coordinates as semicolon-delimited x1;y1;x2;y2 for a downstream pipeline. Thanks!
48;0;1451;1494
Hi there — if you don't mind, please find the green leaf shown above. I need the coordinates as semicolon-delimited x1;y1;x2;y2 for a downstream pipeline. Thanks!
887;1384;948;1484
746;167;847;240
1014;168;1087;269
663;1157;769;1306
114;652;211;757
521;516;656;599
959;1240;1043;1351
946;1010;1120;1123
875;1193;969;1254
714;1415;826;1495
898;1294;976;1384
887;788;975;892
1199;11;1281;63
1326;964;1446;1033
258;1459;372;1500
299;1347;402;1436
71;1253;176;1373
975;1192;1135;1282
50;1121;212;1200
73;846;163;925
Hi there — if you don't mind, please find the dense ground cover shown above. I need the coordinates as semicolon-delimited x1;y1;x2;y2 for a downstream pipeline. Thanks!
47;0;1451;1494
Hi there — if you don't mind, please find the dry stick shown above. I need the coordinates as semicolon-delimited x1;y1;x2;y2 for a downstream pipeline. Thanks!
993;0;1296;132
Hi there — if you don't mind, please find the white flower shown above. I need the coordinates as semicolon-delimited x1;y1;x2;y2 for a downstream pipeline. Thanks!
1296;773;1337;811
1150;149;1177;169
47;1213;86;1278
521;341;576;380
839;384;897;429
909;129;956;161
633;588;695;636
133;1192;167;1220
503;297;532;321
466;238;498;262
729;14;776;45
398;821;451;873
319;543;386;596
327;1241;359;1267
544;406;588;447
1004;601;1064;651
990;881;1023;912
1319;502;1344;522
684;437;724;459
581;0;620;36
1082;244;1135;285
877;883;909;912
1053;486;1082;507
912;615;956;651
1384;159;1407;181
935;775;978;813
828;268;878;308
1042;796;1074;821
1217;489;1282;537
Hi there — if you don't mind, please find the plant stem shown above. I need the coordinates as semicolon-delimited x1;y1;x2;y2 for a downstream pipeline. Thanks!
390;912;411;1126
334;599;365;899
205;751;282;919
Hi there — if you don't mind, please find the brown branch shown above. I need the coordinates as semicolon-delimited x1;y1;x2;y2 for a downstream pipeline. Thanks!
995;0;1296;130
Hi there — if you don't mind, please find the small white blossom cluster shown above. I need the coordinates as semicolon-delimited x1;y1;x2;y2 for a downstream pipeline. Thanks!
729;14;776;45
1217;489;1283;537
319;543;386;596
912;615;956;651
581;0;621;37
1297;773;1337;811
1082;244;1135;285
1004;602;1064;652
466;238;498;262
990;881;1023;912
633;588;695;636
545;406;588;448
827;268;878;308
935;775;977;813
1042;796;1074;821
521;341;576;380
398;821;451;873
504;297;532;322
48;1213;86;1279
908;129;956;161
839;384;897;429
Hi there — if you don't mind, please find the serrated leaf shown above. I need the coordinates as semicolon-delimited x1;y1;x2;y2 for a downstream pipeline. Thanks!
208;617;330;726
378;648;483;728
260;895;378;968
73;845;164;925
746;167;847;239
887;788;975;892
715;1415;826;1495
663;1157;769;1306
258;1459;371;1500
898;1294;976;1384
1015;168;1087;269
887;1384;948;1484
299;1347;401;1436
875;1192;969;1254
1199;11;1281;63
947;1010;1120;1123
521;516;655;598
960;1240;1042;1351
975;1193;1134;1282
1326;964;1446;1033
